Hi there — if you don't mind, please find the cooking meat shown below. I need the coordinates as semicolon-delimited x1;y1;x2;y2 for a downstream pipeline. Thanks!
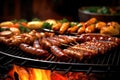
20;43;49;57
77;33;120;44
52;36;68;44
33;39;42;49
50;45;69;61
40;38;52;49
63;48;84;60
58;35;77;44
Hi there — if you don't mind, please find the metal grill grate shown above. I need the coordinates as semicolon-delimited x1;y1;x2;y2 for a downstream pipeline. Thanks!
0;43;120;73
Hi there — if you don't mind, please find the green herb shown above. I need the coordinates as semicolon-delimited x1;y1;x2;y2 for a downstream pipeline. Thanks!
19;25;31;33
42;22;52;29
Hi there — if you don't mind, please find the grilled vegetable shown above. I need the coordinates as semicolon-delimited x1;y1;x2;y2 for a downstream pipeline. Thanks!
59;22;69;34
27;21;43;29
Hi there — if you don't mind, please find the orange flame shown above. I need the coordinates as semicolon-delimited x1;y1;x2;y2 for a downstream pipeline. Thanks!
7;65;51;80
7;65;96;80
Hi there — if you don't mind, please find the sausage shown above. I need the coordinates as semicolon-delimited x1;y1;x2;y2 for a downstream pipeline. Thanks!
66;47;93;59
46;38;61;46
50;45;69;61
20;43;49;57
77;33;120;44
52;37;68;44
59;22;69;34
33;39;42;49
77;33;110;42
63;48;84;60
40;38;52;49
58;35;77;43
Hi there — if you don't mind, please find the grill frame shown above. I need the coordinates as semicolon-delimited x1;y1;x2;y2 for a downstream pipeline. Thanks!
0;43;120;74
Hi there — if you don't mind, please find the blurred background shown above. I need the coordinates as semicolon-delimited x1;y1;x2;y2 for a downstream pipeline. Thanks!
0;0;120;22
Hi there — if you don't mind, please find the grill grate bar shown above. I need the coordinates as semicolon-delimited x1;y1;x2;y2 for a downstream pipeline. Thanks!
3;58;15;65
117;51;120;65
0;56;6;60
111;52;117;65
100;54;107;64
106;51;112;64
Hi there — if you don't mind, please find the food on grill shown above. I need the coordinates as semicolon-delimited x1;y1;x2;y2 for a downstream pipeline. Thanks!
51;37;68;44
52;22;62;31
0;21;14;27
40;35;77;48
0;31;13;37
33;39;42;49
58;35;77;44
72;41;117;54
9;27;21;35
95;21;106;30
0;30;55;46
20;43;49;57
63;40;117;60
47;38;61;46
0;31;120;61
27;21;43;29
63;48;84;60
40;38;53;49
59;22;69;34
50;45;69;61
1;18;120;35
77;33;120;44
84;18;97;26
67;25;79;34
100;22;120;35
77;24;86;34
85;24;95;33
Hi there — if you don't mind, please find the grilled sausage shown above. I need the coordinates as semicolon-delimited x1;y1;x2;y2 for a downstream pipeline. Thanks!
65;47;93;59
20;43;49;57
50;45;69;61
33;39;42;49
58;35;77;43
40;38;52;49
63;48;84;60
46;38;61;46
77;33;110;42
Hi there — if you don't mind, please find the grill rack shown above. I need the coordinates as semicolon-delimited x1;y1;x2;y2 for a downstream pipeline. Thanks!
0;43;120;74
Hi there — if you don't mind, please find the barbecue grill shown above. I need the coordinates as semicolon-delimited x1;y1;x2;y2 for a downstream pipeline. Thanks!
0;42;120;74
